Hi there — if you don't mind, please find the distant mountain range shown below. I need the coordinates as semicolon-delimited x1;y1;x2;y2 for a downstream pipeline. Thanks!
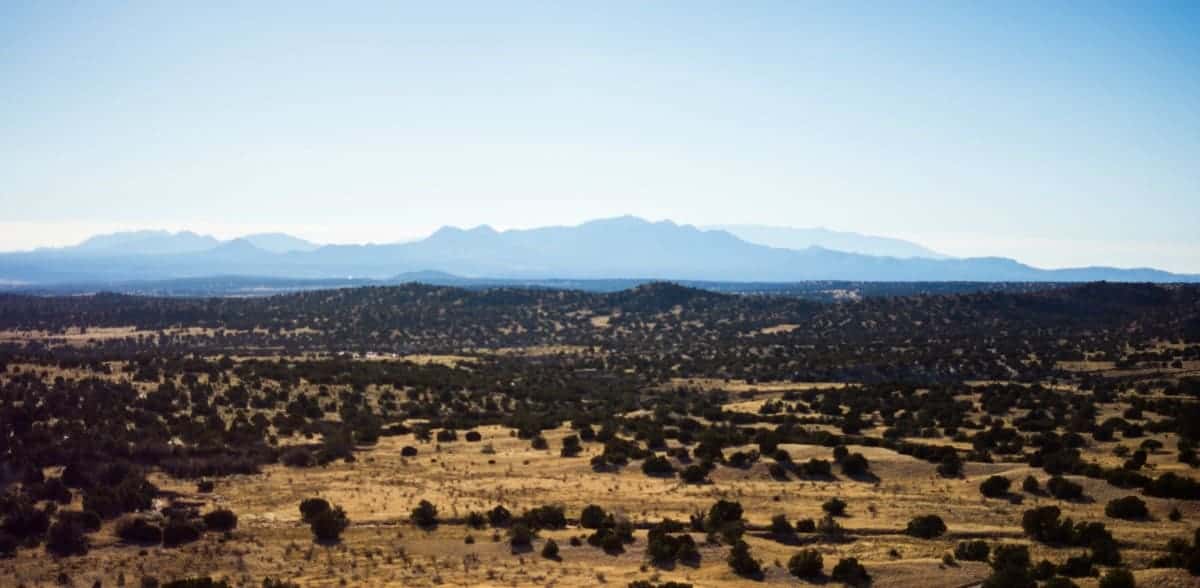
707;224;950;259
68;230;319;255
0;216;1195;285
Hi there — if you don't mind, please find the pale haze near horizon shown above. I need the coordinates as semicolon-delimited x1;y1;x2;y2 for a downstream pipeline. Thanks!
1;2;1197;272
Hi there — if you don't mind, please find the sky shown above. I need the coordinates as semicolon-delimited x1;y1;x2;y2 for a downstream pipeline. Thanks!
1;2;1198;272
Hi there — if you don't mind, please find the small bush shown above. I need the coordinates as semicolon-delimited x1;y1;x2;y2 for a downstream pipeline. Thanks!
410;500;438;528
1098;568;1136;588
299;498;330;522
768;462;789;480
580;505;607;529
1058;554;1093;578
1047;476;1084;500
801;458;833;477
991;544;1031;572
1035;558;1057;580
1145;472;1200;500
938;453;964;477
726;540;761;577
488;505;512;527
980;475;1012;498
788;548;823;578
955;540;990;561
905;514;947;539
817;514;844;537
541;538;559;558
523;504;567;530
466;511;486;528
45;519;88;556
831;557;871;586
769;514;794;536
0;531;19;557
280;447;315;468
642;455;675;477
1023;475;1040;493
822;497;847;516
116;516;163;544
202;509;238;532
162;519;204;547
1105;496;1149;520
560;435;582;457
646;527;698;564
309;506;349;542
57;510;101;533
983;566;1036;588
589;526;625;553
680;464;709;484
508;521;535;547
841;453;870;476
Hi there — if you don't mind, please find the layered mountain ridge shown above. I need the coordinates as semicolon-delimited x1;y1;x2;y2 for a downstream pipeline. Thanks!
0;216;1194;285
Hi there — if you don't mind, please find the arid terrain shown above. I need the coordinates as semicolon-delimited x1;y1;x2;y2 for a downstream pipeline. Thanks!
1;282;1199;587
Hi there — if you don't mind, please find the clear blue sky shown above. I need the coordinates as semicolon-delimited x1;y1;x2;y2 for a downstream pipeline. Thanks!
2;1;1197;271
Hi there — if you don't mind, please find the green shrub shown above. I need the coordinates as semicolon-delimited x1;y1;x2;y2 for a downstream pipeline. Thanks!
162;519;203;547
726;540;761;577
202;509;237;532
1023;475;1040;493
309;506;349;542
298;498;330;522
0;531;19;557
905;514;947;539
488;505;512;527
410;500;438;528
45;519;88;556
831;557;870;586
641;455;675;477
508;521;535;547
980;475;1011;498
1098;568;1136;588
955;540;990;561
1105;496;1148;520
115;516;163;544
580;504;607;529
1047;476;1084;500
787;548;823;578
822;497;847;516
840;453;870;476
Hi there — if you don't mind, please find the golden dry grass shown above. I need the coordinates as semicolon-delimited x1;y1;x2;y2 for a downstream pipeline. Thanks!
6;421;1196;587
3;338;1198;587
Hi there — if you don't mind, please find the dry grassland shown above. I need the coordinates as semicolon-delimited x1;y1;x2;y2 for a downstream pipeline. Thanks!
5;420;1197;587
